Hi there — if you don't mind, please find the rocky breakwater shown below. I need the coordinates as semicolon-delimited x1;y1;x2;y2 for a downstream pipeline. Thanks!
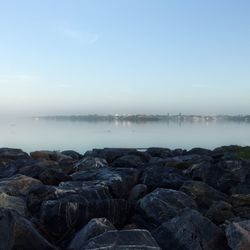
1;146;250;249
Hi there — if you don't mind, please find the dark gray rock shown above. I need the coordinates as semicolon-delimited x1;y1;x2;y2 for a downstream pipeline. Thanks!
0;192;26;215
39;196;131;240
82;229;161;250
153;209;229;250
231;194;250;219
188;160;250;194
62;150;83;160
0;174;42;196
140;165;189;191
0;162;18;179
225;220;250;250
0;148;30;161
74;157;108;171
111;154;146;168
180;181;229;212
84;148;137;163
186;147;212;156
0;208;55;250
136;188;197;228
68;218;116;250
71;167;139;198
146;147;173;158
128;184;147;202
206;201;235;225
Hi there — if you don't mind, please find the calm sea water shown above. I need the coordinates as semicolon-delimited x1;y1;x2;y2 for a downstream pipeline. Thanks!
0;118;250;153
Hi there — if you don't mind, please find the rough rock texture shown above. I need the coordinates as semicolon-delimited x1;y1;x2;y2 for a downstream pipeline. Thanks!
136;188;197;228
39;196;131;240
0;192;26;215
206;201;235;225
225;220;250;250
153;209;228;250
140;164;189;191
0;208;55;250
0;174;42;196
68;218;116;250
180;181;229;212
1;146;249;249
71;167;139;198
82;229;161;250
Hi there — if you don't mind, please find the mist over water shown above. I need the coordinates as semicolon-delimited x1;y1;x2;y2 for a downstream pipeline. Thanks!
1;117;250;153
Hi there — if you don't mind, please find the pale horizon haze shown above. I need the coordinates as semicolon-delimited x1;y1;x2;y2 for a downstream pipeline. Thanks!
1;0;250;116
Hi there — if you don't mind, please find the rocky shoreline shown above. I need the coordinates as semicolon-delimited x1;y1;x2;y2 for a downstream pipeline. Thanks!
1;146;250;249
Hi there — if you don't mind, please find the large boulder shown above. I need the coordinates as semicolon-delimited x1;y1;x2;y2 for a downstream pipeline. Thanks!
39;196;131;240
0;208;55;250
231;194;250;219
153;209;228;250
206;201;235;225
146;147;173;158
71;167;139;198
225;220;250;250
68;218;116;250
136;188;197;228
0;148;30;162
0;192;26;215
140;164;189;191
27;183;112;215
128;184;148;202
180;181;229;212
111;154;146;168
188;160;250;194
61;150;83;160
74;157;108;171
84;148;137;163
0;162;18;179
0;174;42;196
82;229;161;250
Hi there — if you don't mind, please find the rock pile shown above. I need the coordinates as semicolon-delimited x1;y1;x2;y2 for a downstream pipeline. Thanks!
0;145;250;249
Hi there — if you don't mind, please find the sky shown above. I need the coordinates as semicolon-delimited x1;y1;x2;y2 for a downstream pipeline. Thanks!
0;0;250;116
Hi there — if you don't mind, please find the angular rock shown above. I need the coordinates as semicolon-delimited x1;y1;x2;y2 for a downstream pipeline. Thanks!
40;197;131;240
111;154;146;168
0;192;26;215
0;162;18;179
153;209;228;250
74;157;108;171
136;188;197;228
128;184;147;202
62;150;83;160
84;148;137;163
225;220;250;250
146;147;173;158
231;194;250;219
0;174;42;196
0;148;30;161
180;181;229;212
82;229;161;250
68;218;116;250
188;160;250;194
206;201;235;225
30;150;71;161
71;167;139;198
186;147;212;156
0;208;55;250
140;164;189;191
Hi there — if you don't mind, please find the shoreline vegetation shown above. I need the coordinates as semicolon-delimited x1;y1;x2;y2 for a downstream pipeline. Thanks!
36;114;250;123
1;145;250;249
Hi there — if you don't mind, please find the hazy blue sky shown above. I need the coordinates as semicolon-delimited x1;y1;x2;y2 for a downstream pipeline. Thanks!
0;0;250;116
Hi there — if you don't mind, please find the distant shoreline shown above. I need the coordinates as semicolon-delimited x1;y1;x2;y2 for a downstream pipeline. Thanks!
35;114;250;123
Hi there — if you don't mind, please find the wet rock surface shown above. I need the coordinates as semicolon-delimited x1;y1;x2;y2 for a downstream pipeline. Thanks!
1;145;250;249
